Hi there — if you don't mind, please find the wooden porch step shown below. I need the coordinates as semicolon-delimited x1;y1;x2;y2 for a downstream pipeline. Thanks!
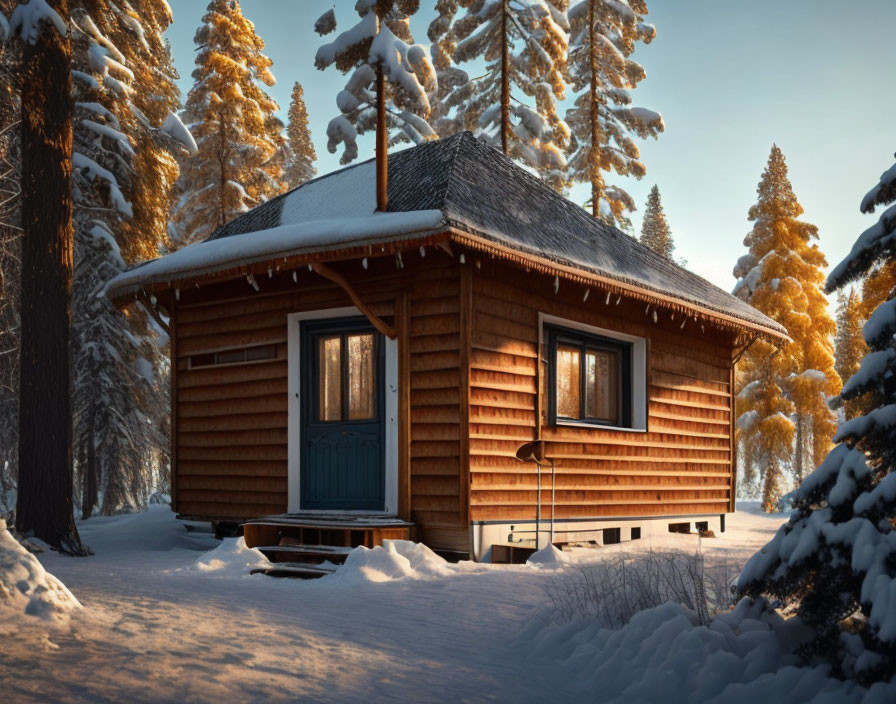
254;544;354;565
250;561;342;579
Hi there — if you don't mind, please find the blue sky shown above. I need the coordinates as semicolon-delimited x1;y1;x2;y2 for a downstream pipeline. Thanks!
165;0;896;293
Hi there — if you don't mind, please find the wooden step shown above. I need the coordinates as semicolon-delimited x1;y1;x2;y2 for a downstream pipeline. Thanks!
250;561;341;579
255;544;354;564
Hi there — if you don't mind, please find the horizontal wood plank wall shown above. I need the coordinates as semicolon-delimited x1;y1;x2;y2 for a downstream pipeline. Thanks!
408;264;467;550
469;261;737;523
171;255;467;554
172;259;413;519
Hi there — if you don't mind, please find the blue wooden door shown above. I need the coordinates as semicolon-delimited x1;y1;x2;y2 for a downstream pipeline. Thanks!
300;317;385;510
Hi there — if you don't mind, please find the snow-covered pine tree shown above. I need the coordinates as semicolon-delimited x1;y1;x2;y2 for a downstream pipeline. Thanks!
173;0;285;246
70;0;188;516
738;150;896;685
445;0;570;190
10;0;87;554
314;1;436;166
425;0;473;138
565;0;663;225
284;82;316;188
733;145;840;499
639;185;673;259
834;289;868;421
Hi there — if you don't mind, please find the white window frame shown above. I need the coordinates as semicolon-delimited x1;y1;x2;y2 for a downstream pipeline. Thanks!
287;307;399;514
539;312;648;432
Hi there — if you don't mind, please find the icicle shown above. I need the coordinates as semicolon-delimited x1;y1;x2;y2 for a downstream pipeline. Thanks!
671;313;675;321
459;253;466;264
267;267;273;278
680;319;686;329
292;271;298;283
475;260;481;270
645;304;651;314
553;275;559;294
605;292;612;305
308;264;313;271
583;289;590;302
395;251;404;269
616;296;622;305
362;257;368;270
701;324;705;334
246;274;259;292
652;310;658;323
419;246;426;257
149;294;157;306
174;288;180;301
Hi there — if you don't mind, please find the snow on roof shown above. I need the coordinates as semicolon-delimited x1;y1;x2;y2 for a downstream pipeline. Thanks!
109;209;445;294
109;132;785;337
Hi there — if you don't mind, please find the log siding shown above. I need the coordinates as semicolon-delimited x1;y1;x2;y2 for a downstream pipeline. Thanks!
467;260;737;523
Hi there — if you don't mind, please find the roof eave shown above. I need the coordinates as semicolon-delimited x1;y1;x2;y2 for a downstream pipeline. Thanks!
444;228;789;343
109;224;786;344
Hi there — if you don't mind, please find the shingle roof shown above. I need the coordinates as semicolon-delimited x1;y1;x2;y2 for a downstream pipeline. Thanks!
201;131;784;337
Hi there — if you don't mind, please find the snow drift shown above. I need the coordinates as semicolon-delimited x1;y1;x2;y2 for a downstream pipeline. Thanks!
0;519;80;621
192;537;270;577
521;599;896;703
326;540;453;585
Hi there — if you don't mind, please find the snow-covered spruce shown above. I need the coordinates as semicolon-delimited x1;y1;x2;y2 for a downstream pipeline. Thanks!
738;149;896;685
70;0;181;517
444;0;570;190
425;3;474;139
314;1;436;165
566;0;663;224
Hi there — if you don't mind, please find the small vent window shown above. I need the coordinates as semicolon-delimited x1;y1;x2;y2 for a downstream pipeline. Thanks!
189;344;277;368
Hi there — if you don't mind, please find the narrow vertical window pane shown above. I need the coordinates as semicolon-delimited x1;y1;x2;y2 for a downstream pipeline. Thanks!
318;336;342;421
585;349;618;422
556;344;581;418
348;333;375;420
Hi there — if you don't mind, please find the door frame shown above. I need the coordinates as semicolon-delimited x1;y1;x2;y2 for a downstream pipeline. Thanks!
287;307;398;514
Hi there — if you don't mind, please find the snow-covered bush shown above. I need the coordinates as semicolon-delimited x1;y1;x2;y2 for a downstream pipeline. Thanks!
738;151;896;685
544;549;736;629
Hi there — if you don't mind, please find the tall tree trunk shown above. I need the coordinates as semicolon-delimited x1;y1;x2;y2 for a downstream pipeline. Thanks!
794;414;805;484
588;0;602;219
15;0;86;555
500;0;509;155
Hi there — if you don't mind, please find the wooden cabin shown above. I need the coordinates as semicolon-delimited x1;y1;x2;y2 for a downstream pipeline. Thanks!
109;132;786;561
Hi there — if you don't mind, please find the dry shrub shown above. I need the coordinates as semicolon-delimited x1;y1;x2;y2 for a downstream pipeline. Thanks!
544;548;737;628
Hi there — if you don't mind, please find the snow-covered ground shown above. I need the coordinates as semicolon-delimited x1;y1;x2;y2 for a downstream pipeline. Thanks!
0;504;891;703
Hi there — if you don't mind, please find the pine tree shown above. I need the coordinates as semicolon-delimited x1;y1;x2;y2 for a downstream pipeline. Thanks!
10;0;86;554
314;1;436;166
738;150;896;685
426;1;473;138
445;0;570;189
284;82;316;188
173;0;285;246
834;289;868;421
565;0;663;225
69;0;185;517
733;145;840;499
639;185;673;259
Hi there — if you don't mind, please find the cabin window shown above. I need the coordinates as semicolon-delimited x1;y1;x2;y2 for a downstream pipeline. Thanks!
546;324;632;428
189;343;277;368
316;331;377;422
